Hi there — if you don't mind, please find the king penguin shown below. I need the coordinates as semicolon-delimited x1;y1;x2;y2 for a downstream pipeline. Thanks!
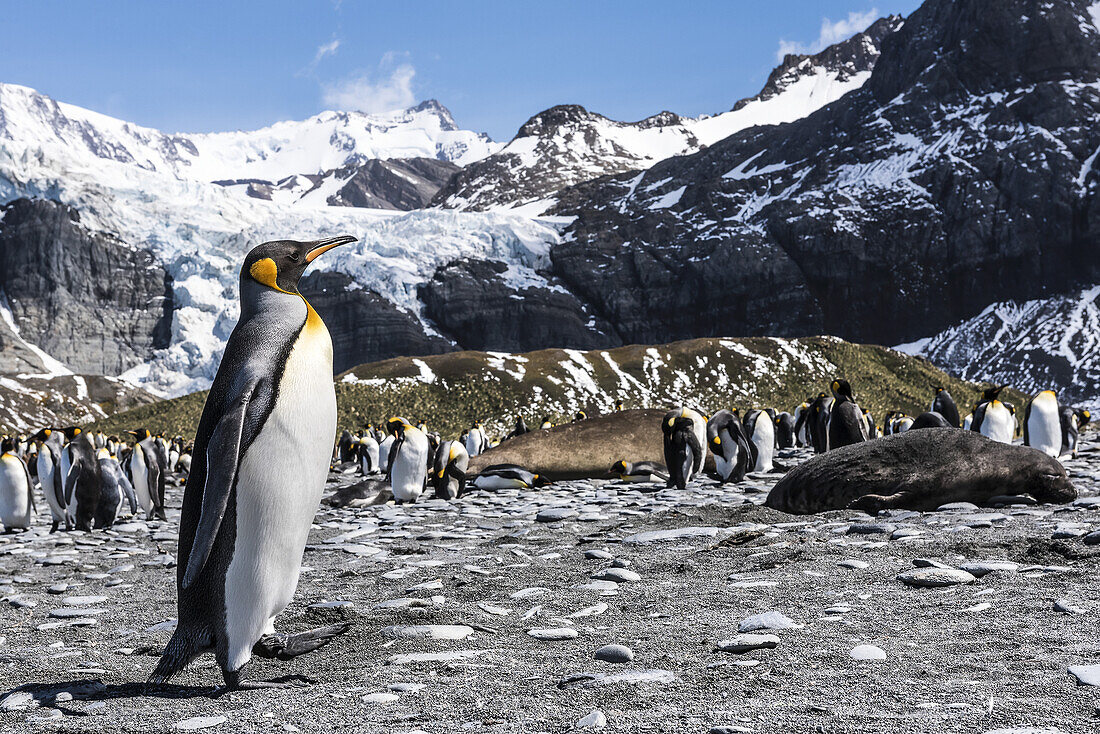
0;437;34;532
98;447;138;526
971;386;1015;444
358;430;380;475
431;440;469;500
742;408;776;472
127;428;166;521
62;426;103;532
662;407;706;489
150;235;355;690
827;379;868;450
385;417;430;504
30;428;68;532
932;387;961;428
707;410;755;483
1060;407;1089;458
1024;390;1062;458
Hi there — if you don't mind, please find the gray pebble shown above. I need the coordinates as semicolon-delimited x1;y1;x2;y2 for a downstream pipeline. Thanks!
593;644;634;663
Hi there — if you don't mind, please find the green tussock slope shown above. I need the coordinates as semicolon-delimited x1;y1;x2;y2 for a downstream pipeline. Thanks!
92;336;1026;441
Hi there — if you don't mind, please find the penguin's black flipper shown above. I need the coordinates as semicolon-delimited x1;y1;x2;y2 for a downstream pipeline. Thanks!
252;623;351;661
119;471;139;515
182;384;256;590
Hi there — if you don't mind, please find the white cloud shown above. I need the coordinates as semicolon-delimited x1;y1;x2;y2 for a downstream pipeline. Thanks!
299;37;341;76
322;59;417;114
776;8;879;61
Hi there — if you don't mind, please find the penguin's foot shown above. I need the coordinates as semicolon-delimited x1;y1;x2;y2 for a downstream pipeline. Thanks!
251;623;351;661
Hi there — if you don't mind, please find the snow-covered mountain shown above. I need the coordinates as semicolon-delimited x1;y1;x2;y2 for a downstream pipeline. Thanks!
900;285;1100;410
435;15;903;212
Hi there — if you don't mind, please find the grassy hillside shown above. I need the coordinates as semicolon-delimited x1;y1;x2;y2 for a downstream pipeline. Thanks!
91;336;1027;441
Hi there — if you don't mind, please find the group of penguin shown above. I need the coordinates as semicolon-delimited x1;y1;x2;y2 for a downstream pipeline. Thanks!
653;380;1090;492
0;427;193;533
333;417;547;505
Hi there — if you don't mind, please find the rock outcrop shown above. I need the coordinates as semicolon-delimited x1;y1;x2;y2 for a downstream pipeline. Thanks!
0;198;174;375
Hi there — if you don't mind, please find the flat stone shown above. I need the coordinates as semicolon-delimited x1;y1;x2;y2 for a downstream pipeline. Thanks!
570;603;609;618
623;527;720;544
173;717;227;731
527;627;579;641
0;690;35;712
1069;664;1100;686
738;612;802;632
1055;599;1086;614
584;549;613;560
591;568;641;583
381;625;474;640
576;710;608;729
536;508;578;523
477;602;512;616
847;523;895;535
361;692;399;704
593;644;633;663
959;561;1018;577
559;668;677;688
850;644;887;660
510;587;549;599
838;559;869;570
897;569;976;587
716;634;780;654
49;607;106;618
61;595;108;606
386;650;489;665
1083;530;1100;546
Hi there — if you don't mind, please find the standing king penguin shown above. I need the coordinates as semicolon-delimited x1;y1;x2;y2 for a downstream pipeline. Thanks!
30;428;68;532
1024;390;1062;458
662;407;707;490
707;410;755;483
0;437;34;532
827;379;868;450
971;386;1015;444
932;387;961;428
385;417;430;503
150;235;356;690
742;408;776;472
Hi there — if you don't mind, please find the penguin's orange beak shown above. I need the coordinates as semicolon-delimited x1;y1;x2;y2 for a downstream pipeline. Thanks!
305;235;357;263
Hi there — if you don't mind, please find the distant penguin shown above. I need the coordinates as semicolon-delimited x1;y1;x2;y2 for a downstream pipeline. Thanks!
962;413;973;431
539;417;554;430
910;411;952;430
127;428;166;520
862;410;878;440
614;401;625;412
358;431;380;474
31;428;68;532
0;438;34;532
742;409;776;472
94;431;107;450
61;427;103;532
385;417;430;503
774;412;796;449
176;450;192;478
792;402;810;446
827;379;867;450
1024;390;1061;458
505;417;529;440
465;422;488;457
1060;407;1089;458
151;234;355;690
431;440;469;500
336;429;356;463
893;415;914;433
663;408;706;490
378;433;395;471
608;460;669;484
707;410;755;483
574;411;588;422
972;386;1014;444
932;387;961;428
806;393;833;453
470;464;549;490
96;447;137;527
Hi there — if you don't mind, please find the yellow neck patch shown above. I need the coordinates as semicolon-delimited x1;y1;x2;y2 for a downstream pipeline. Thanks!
249;257;324;332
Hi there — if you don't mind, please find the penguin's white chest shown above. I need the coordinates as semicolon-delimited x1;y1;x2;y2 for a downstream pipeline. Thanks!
0;455;31;529
1026;394;1061;458
37;452;63;520
981;403;1015;443
223;322;337;671
751;415;775;472
391;429;429;502
131;446;152;515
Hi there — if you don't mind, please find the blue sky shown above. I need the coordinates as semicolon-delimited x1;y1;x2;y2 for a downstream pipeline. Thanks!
2;1;920;140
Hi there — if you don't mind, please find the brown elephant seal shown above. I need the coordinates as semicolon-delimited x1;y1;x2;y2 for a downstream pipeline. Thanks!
765;428;1076;514
469;409;714;481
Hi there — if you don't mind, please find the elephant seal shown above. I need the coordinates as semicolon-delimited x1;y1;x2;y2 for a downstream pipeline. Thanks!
468;409;714;481
765;428;1076;514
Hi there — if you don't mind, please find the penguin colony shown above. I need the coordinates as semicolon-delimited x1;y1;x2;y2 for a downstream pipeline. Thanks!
0;237;1092;691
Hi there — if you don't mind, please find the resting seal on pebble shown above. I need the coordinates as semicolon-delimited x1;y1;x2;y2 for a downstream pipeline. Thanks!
765;428;1076;514
326;479;393;508
468;409;714;481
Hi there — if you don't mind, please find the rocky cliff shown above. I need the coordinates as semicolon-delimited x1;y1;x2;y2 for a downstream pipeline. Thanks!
0;198;174;375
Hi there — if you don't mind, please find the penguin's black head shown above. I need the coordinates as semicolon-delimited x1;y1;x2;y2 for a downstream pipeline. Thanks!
386;417;410;437
1078;408;1092;427
1;437;13;453
574;411;587;422
831;379;854;401
61;426;83;441
934;386;944;393
615;401;624;411
30;428;52;442
611;460;627;474
128;428;151;441
243;236;357;294
981;385;1003;402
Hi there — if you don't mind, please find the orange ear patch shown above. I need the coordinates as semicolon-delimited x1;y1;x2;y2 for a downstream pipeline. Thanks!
249;258;281;290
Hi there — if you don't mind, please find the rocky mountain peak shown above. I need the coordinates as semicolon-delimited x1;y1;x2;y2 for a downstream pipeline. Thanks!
515;105;597;138
870;0;1100;101
411;99;460;131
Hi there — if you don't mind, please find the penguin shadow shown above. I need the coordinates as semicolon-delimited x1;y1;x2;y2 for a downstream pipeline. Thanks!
0;676;286;711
